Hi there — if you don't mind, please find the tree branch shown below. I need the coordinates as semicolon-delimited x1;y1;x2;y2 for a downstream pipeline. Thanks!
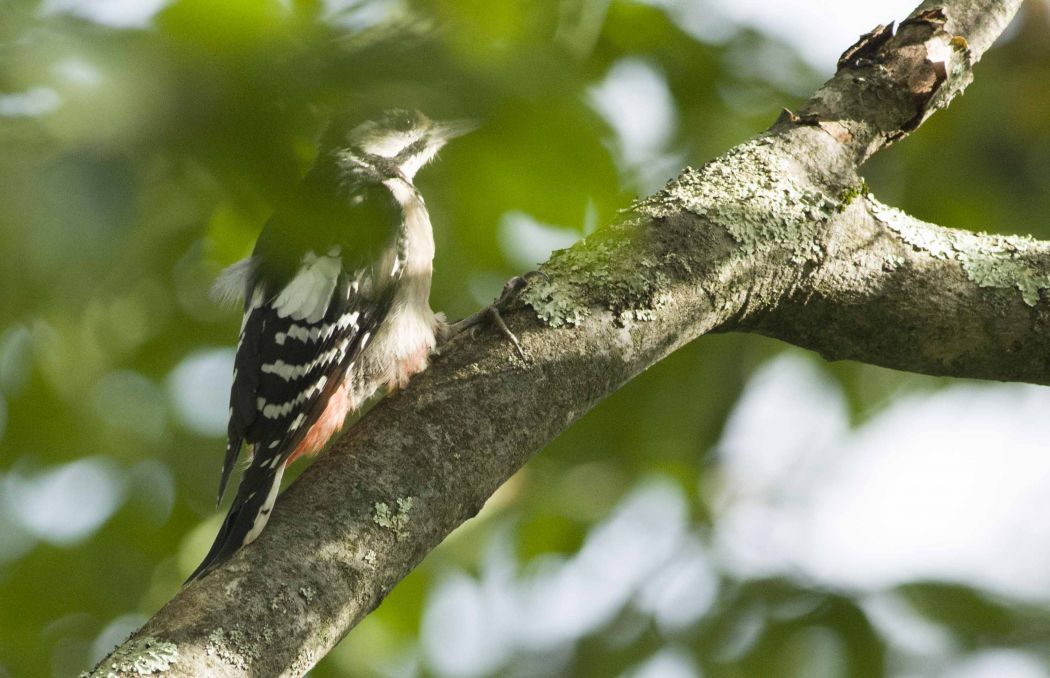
749;194;1050;383
91;0;1030;675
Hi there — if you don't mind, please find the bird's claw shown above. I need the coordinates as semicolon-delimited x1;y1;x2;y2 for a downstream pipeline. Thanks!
442;270;546;360
494;270;548;311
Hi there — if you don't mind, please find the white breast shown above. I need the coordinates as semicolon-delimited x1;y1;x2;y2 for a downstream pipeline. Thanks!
358;177;443;392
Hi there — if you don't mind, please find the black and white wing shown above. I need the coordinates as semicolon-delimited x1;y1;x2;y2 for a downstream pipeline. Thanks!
187;161;402;583
188;255;386;582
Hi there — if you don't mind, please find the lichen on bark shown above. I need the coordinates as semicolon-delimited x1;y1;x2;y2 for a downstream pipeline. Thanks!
872;196;1050;306
636;138;835;263
523;218;670;328
86;636;178;677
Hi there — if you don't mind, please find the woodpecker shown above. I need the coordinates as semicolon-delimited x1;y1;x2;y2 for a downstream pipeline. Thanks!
187;109;477;581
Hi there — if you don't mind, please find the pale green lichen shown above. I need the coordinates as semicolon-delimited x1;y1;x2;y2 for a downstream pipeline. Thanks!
958;245;1050;307
86;636;178;677
619;308;656;323
873;197;1050;307
206;627;259;670
635;138;837;264
288;648;316;676
523;277;587;328
373;497;414;540
522;225;669;328
883;254;905;271
871;201;956;259
363;549;378;567
299;586;315;603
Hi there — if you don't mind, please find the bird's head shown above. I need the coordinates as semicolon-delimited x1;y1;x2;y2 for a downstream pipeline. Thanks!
334;109;476;183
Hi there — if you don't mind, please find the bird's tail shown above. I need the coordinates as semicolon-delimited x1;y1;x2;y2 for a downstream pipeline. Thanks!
185;458;286;583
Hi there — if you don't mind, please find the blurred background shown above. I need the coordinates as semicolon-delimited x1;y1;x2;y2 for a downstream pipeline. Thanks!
2;0;1050;676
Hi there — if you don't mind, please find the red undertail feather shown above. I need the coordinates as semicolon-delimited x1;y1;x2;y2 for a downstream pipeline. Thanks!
285;382;352;465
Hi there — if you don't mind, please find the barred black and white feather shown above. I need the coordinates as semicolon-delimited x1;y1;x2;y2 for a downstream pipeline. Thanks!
187;110;473;582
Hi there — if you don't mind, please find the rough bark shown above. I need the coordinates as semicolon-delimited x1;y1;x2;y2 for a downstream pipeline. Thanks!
90;0;1034;675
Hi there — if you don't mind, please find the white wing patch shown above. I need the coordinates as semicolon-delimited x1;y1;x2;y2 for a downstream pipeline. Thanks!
272;248;342;323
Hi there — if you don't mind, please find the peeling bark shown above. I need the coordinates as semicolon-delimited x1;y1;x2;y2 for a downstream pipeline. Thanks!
90;0;1032;675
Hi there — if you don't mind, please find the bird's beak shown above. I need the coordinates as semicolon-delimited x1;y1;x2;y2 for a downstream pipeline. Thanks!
437;118;480;141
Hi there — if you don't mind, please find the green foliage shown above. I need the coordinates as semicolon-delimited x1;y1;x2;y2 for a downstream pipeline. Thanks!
2;1;1050;677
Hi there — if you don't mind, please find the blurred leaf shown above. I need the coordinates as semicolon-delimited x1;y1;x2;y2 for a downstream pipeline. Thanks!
899;582;1050;647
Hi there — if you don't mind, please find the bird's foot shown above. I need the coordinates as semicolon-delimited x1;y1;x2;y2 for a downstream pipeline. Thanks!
441;271;547;360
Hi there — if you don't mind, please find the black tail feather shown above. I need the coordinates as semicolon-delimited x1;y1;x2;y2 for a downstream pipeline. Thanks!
216;436;243;506
186;461;285;584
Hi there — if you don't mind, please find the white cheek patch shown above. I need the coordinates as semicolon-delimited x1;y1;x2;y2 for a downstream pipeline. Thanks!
362;130;420;158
